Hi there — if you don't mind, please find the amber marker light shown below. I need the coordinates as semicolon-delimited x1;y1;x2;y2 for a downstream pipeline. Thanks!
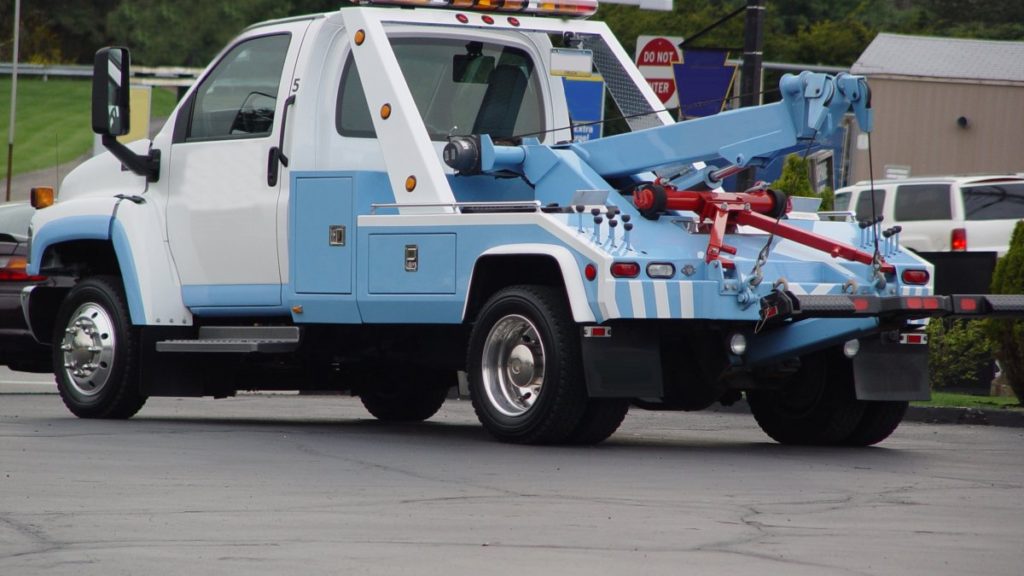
31;186;54;209
405;176;417;192
380;103;392;119
354;30;366;45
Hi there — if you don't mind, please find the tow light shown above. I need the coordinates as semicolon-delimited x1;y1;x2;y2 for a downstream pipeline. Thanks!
356;0;599;18
901;269;929;285
842;339;860;358
729;334;747;355
951;228;967;252
646;263;674;278
0;256;46;282
610;262;640;278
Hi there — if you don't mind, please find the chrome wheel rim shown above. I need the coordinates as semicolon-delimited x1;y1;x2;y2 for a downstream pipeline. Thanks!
481;314;546;417
60;303;116;397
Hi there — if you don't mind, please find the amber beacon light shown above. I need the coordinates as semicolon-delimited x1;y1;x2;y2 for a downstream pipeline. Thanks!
353;0;599;18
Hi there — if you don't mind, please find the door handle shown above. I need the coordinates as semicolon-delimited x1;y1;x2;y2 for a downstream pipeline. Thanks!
267;94;296;187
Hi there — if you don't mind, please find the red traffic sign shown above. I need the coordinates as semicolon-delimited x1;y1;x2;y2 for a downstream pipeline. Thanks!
636;37;680;67
646;78;676;104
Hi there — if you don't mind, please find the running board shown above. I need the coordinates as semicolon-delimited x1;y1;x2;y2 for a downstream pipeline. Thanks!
156;326;300;353
760;292;1024;323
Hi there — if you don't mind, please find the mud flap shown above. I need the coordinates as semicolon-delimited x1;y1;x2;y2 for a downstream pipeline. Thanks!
852;332;930;401
580;323;663;398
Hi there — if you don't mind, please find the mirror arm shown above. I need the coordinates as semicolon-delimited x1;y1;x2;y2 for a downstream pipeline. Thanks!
101;135;160;183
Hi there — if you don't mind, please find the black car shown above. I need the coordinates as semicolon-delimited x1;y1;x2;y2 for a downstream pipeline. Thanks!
0;202;51;372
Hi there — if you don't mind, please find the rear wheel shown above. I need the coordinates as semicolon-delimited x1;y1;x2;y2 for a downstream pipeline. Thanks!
566;399;629;445
747;347;865;445
53;276;146;419
358;368;453;422
842;401;908;446
467;285;586;444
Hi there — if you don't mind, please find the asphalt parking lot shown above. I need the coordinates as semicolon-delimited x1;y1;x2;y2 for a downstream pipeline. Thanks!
2;368;1022;576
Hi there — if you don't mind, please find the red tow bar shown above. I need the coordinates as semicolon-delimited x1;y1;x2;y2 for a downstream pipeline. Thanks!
632;182;895;273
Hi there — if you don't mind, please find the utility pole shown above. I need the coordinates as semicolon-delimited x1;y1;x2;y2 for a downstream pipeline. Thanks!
737;0;764;192
5;0;21;202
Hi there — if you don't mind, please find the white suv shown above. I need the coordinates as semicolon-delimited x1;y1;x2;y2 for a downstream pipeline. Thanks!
834;175;1024;256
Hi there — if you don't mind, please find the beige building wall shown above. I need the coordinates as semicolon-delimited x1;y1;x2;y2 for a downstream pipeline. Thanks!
850;77;1024;182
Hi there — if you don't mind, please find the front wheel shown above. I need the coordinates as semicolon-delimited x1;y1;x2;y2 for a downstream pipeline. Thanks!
53;276;146;419
467;285;587;444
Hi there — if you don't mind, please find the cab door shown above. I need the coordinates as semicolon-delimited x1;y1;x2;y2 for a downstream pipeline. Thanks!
166;22;309;308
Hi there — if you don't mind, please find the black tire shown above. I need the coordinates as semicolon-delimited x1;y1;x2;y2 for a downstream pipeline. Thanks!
358;368;452;422
53;276;146;419
842;401;908;446
747;347;865;445
467;285;587;444
566;399;629;445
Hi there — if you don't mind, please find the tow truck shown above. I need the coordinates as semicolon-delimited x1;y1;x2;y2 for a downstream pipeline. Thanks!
21;0;1024;445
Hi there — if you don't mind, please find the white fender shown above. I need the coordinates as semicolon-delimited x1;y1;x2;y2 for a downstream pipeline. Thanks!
472;244;596;323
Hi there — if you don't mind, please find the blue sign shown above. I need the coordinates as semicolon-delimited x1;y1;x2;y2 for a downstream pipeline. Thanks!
562;77;605;142
672;50;737;118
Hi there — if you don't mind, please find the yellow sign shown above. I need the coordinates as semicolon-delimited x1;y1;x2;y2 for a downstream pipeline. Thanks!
116;85;152;144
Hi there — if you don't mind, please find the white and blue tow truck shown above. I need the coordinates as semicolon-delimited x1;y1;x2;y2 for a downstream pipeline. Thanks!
21;0;1024;445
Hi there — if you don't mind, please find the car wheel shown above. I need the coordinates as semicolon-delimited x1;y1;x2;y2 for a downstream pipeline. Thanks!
747;347;865;445
358;368;453;422
467;285;586;444
53;276;146;419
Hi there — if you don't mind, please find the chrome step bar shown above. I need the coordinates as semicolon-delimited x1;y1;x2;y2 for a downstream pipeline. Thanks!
156;326;300;353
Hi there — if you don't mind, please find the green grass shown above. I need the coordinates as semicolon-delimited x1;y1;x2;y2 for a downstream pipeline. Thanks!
913;392;1023;411
0;77;179;179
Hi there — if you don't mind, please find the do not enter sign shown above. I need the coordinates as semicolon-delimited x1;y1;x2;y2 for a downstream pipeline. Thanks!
635;35;682;106
637;37;680;66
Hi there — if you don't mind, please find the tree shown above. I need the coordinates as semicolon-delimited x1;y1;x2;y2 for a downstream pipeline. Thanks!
772;154;813;196
107;0;293;66
987;221;1024;403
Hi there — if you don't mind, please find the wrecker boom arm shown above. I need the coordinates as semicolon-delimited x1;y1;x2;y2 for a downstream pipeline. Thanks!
575;72;872;179
446;72;872;192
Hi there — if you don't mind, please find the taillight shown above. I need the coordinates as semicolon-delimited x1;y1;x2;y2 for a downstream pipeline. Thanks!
0;256;46;282
951;228;967;252
610;262;640;278
901;269;930;285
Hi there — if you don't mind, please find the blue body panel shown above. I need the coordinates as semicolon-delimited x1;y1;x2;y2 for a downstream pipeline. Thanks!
368;233;457;294
292;176;355;294
182;284;287;316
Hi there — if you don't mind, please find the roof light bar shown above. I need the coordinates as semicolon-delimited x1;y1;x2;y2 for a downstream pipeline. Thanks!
353;0;599;18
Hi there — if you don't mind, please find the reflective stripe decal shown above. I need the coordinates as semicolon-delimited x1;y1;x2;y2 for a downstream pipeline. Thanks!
629;281;645;318
678;281;694;318
653;281;670;318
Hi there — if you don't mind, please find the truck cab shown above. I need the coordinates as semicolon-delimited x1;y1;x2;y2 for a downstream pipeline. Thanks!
23;0;1019;446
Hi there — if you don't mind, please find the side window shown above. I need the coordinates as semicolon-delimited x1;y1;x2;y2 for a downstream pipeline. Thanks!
854;188;885;220
833;192;851;212
962;183;1024;220
336;56;374;138
337;39;544;141
893;184;952;221
188;34;291;141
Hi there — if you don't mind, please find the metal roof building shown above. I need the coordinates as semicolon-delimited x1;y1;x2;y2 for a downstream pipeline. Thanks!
847;33;1024;181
